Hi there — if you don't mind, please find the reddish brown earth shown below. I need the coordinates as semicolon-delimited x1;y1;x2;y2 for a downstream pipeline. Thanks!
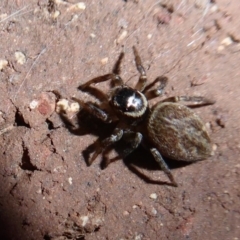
0;0;240;239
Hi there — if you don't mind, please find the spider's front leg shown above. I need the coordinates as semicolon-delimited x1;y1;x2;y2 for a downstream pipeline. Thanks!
72;97;113;123
144;76;168;100
79;51;125;91
79;73;124;91
133;46;147;92
133;46;168;99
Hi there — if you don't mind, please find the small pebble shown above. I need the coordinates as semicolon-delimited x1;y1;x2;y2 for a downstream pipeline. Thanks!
210;4;218;12
0;59;8;70
151;208;157;215
90;33;96;38
56;99;69;113
147;34;152;39
68;177;73;185
75;2;86;10
15;51;26;65
135;234;143;240
80;215;89;226
101;57;108;65
69;102;80;112
29;100;39;110
0;13;8;20
123;211;129;216
68;2;86;11
221;37;233;46
116;30;128;44
150;193;158;200
211;144;217;156
53;10;60;19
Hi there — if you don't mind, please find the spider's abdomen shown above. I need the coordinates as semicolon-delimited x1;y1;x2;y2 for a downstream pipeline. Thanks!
147;102;212;161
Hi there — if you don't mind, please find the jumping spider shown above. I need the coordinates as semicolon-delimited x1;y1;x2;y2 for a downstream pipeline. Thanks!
64;47;214;187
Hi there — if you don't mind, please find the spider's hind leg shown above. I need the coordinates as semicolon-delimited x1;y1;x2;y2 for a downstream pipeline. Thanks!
161;96;215;107
150;148;178;187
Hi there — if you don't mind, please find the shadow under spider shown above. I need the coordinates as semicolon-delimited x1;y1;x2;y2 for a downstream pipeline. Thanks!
58;107;192;186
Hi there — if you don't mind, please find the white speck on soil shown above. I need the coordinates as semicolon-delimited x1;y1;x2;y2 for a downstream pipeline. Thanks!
151;208;157;215
69;102;80;112
68;177;73;185
101;57;108;65
135;233;143;240
56;99;69;113
0;59;8;70
29;100;39;110
90;33;96;38
210;4;218;12
150;193;158;199
221;37;233;46
123;211;129;216
15;51;26;65
147;34;152;39
0;13;8;20
68;2;86;11
36;189;42;194
116;30;128;44
53;10;60;19
80;215;89;226
75;2;86;10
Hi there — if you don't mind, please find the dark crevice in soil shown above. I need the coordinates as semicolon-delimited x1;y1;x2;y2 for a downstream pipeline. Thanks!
20;146;38;171
22;218;30;227
15;109;30;128
9;183;17;196
47;133;57;154
46;119;55;130
43;234;52;240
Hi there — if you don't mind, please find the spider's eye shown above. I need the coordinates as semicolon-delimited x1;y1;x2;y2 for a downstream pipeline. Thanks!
111;87;148;118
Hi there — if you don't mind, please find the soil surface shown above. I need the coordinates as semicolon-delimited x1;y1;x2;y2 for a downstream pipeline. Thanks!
0;0;240;239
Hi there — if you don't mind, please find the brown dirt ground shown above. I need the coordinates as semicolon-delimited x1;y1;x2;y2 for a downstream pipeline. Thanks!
0;0;240;239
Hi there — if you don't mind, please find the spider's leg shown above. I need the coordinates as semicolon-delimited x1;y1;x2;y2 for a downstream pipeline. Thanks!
77;85;108;103
161;96;215;107
122;130;143;155
150;148;178;187
79;51;125;90
102;131;143;168
133;46;147;92
88;128;123;166
72;97;114;123
112;52;124;75
79;73;123;90
144;76;168;100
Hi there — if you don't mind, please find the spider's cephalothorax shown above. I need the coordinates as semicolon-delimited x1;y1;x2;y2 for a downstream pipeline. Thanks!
72;46;215;187
110;86;148;118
